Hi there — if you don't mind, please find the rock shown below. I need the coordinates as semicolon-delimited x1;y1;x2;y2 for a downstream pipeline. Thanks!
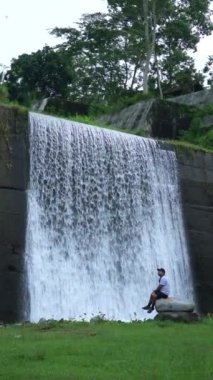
90;314;106;322
155;298;194;312
38;318;47;323
154;311;200;323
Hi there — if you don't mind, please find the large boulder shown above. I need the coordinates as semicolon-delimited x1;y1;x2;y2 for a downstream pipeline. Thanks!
155;298;195;312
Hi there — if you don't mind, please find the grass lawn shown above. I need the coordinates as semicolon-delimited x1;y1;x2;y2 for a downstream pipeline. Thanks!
0;318;212;380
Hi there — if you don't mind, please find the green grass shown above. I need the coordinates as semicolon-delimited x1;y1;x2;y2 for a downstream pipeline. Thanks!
0;101;28;116
164;139;213;153
0;319;212;380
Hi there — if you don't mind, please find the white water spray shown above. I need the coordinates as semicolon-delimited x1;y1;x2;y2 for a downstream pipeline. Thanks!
25;112;193;322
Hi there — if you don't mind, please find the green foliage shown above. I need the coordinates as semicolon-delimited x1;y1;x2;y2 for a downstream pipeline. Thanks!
0;84;9;103
107;0;211;95
179;105;213;150
203;55;213;86
0;319;212;380
108;91;155;113
47;0;212;102
4;1;212;106
180;128;213;151
88;91;156;116
51;12;132;104
201;129;213;149
0;101;28;117
5;46;73;106
166;139;213;154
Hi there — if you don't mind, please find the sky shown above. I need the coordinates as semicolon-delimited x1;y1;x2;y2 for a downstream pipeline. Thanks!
0;0;212;72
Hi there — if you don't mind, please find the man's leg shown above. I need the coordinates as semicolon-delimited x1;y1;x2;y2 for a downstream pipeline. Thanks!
147;292;168;313
143;292;157;311
147;292;157;313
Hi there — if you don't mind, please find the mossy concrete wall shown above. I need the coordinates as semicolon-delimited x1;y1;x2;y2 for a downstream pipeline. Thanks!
176;149;213;313
0;105;28;322
99;99;193;139
168;88;213;108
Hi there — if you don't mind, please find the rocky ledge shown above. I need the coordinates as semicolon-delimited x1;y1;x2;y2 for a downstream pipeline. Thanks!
154;298;200;322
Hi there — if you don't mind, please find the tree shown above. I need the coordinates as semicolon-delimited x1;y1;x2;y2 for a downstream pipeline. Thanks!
5;1;212;107
203;55;213;87
51;13;133;104
107;0;212;94
5;46;73;105
107;0;170;94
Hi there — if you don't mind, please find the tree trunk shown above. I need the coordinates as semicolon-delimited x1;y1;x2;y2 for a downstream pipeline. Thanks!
155;54;163;99
142;0;150;94
142;0;157;95
130;63;139;90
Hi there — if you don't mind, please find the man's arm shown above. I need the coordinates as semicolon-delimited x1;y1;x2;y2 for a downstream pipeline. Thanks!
153;277;166;292
154;284;163;292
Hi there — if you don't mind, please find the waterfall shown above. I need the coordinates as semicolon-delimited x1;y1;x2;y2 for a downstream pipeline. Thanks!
25;112;194;322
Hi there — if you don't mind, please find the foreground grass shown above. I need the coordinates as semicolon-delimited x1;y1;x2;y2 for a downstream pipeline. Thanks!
0;319;212;380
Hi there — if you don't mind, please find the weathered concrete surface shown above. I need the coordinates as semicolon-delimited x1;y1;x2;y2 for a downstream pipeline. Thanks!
99;99;193;138
99;89;213;136
201;115;213;130
176;149;213;314
168;88;213;108
0;105;28;322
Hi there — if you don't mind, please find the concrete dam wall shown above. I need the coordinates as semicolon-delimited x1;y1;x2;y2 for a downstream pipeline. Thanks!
176;150;213;313
0;105;28;322
0;104;212;322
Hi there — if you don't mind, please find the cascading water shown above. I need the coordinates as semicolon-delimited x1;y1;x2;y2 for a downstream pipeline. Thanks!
25;112;194;322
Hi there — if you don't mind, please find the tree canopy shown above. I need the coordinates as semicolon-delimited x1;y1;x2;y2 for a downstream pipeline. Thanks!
4;0;212;106
5;46;73;105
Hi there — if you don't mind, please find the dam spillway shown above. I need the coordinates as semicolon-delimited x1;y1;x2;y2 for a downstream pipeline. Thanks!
25;112;193;322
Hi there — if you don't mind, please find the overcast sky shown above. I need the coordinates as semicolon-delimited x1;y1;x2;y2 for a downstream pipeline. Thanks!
0;0;212;72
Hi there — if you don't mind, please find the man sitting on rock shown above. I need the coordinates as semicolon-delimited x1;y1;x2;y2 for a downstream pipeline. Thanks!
142;268;170;313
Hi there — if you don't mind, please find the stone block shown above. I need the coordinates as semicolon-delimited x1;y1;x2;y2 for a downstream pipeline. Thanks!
194;285;213;313
205;153;213;171
0;188;26;214
189;231;213;260
184;204;213;234
192;253;213;284
0;139;29;190
0;244;23;273
0;189;27;248
180;180;213;207
0;271;24;322
168;88;213;107
156;298;194;312
0;244;25;322
0;212;26;246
